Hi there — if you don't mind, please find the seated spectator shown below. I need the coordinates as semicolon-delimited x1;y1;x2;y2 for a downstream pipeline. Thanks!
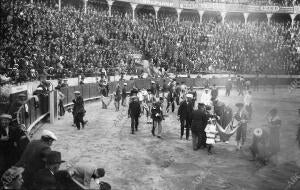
7;93;28;124
0;166;24;190
0;114;28;176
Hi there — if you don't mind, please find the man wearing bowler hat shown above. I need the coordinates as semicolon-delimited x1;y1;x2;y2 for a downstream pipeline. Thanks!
33;151;65;190
15;130;57;189
128;96;141;134
234;103;249;150
73;91;86;130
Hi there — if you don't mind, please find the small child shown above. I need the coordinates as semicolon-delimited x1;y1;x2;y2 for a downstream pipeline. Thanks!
205;118;218;154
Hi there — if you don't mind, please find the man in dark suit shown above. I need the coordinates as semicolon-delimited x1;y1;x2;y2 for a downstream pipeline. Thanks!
225;79;232;96
33;151;65;190
15;130;57;189
187;86;197;108
114;84;121;111
175;83;181;105
73;91;86;130
150;81;156;96
128;96;141;134
191;103;209;150
211;84;218;101
177;94;194;140
121;83;127;106
166;87;176;113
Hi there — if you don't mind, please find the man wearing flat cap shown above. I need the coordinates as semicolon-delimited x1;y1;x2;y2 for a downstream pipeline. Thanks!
234;103;249;150
33;151;65;190
15;130;57;189
72;91;86;130
191;103;209;150
0;114;27;176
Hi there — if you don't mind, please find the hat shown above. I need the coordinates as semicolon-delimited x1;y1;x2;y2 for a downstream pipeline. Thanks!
253;128;263;138
36;87;43;91
124;83;127;86
41;130;57;141
235;103;244;108
95;168;105;178
151;81;155;84
208;117;216;122
45;151;65;165
186;94;193;98
1;167;24;186
18;93;26;98
74;91;80;94
99;181;111;190
198;103;205;107
205;105;211;111
204;88;209;91
0;114;12;120
269;108;277;115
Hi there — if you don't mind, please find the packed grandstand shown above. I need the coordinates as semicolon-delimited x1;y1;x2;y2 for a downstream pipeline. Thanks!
0;0;300;86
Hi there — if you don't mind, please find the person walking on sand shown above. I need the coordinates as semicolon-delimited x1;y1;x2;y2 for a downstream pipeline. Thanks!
234;103;249;150
121;83;127;106
178;94;194;140
151;98;164;138
128;96;141;134
191;103;209;151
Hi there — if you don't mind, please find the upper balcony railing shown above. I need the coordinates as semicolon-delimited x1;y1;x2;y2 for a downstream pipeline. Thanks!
115;0;299;13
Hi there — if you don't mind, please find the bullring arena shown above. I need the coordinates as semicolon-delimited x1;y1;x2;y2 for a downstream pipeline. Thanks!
32;80;300;190
1;0;300;190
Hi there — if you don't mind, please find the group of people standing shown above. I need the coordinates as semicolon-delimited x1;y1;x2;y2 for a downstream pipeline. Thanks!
114;76;281;162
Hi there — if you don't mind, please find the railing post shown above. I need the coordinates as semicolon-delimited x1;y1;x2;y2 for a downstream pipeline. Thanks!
89;84;91;99
49;91;55;124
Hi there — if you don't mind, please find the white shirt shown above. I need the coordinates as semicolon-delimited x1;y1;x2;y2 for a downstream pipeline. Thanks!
244;94;252;106
137;92;144;102
200;92;212;106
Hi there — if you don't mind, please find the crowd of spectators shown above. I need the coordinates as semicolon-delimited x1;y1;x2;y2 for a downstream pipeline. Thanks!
0;0;300;86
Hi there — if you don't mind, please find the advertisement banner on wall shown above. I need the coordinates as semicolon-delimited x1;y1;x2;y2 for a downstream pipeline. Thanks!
132;0;174;7
198;3;248;12
259;6;280;12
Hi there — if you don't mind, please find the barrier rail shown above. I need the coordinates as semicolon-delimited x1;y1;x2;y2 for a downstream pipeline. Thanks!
17;94;50;134
15;76;297;133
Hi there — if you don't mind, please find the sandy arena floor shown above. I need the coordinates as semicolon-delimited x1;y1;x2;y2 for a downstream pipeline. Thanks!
34;87;300;190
